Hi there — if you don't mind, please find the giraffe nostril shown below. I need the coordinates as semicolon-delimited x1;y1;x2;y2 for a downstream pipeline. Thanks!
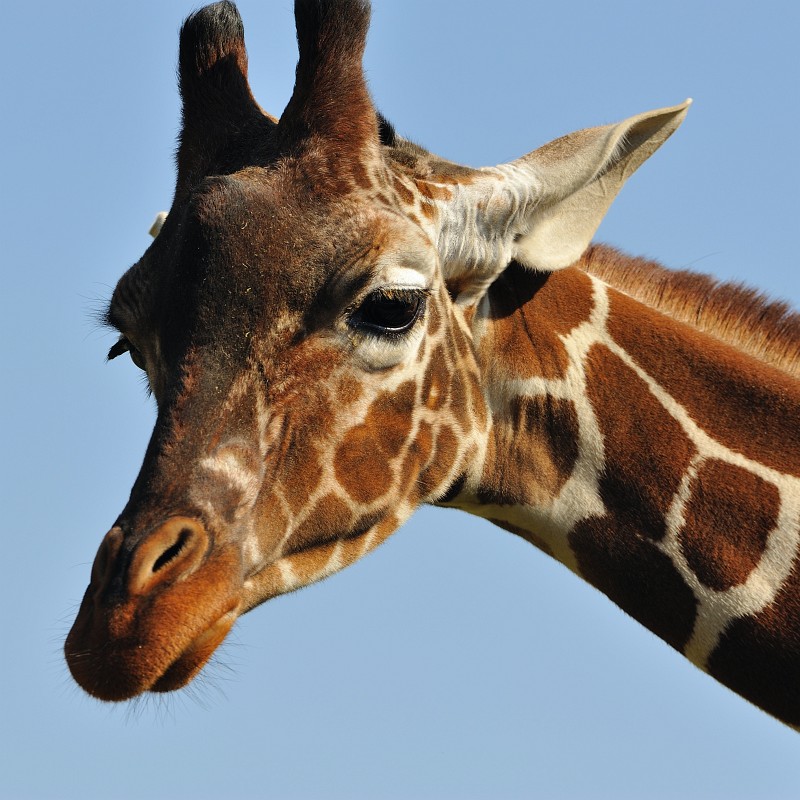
128;517;209;595
151;527;192;573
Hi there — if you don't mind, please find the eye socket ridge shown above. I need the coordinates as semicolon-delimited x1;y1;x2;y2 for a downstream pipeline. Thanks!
108;336;146;371
348;288;428;337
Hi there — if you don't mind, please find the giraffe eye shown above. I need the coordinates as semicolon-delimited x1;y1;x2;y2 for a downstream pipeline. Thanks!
108;336;146;371
350;289;426;336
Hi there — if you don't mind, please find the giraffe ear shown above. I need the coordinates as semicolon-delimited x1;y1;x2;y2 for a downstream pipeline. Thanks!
435;101;691;303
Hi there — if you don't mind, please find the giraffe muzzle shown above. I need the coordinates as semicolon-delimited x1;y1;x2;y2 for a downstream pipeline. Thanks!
65;515;242;701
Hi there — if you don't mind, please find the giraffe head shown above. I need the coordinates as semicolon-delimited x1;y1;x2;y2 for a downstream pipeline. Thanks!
65;0;689;700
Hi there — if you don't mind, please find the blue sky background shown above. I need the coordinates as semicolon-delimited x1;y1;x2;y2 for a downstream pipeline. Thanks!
2;1;799;798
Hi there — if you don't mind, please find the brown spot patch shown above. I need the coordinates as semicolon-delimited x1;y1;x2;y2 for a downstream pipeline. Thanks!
288;542;336;587
680;460;779;591
585;344;696;542
250;491;290;559
429;171;475;186
708;554;800;726
582;243;800;380
287;510;385;586
605;288;800;476
392;176;414;205
468;371;488;431
335;424;394;503
363;513;400;552
569;343;699;652
416;180;452;201
418;424;460;498
570;515;698;652
337;373;363;407
283;493;353;556
448;371;470;432
421;346;451;411
246;562;285;603
281;435;323;515
333;382;416;503
400;420;435;503
478;395;579;507
364;381;416;455
426;300;443;337
350;160;373;191
482;265;594;381
452;320;471;361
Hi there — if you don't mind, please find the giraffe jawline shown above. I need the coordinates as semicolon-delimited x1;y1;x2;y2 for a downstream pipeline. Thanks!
149;608;239;694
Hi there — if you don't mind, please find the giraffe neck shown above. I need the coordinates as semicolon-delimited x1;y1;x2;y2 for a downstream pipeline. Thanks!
449;247;800;725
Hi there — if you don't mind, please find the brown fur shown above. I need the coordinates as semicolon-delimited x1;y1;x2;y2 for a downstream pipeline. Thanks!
479;395;579;507
710;555;800;723
583;244;800;378
680;460;779;591
605;286;800;476
485;263;595;380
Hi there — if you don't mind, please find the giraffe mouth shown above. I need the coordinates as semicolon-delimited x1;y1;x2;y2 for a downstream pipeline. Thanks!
149;607;239;693
65;538;244;702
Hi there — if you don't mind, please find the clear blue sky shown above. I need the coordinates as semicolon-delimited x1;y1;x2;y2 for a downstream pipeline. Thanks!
2;1;799;798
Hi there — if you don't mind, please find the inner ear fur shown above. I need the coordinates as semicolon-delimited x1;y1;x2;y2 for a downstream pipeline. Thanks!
513;100;692;272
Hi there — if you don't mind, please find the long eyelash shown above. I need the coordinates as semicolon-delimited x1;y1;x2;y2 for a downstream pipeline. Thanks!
138;371;153;398
348;288;429;345
107;337;131;361
381;287;430;301
346;287;429;319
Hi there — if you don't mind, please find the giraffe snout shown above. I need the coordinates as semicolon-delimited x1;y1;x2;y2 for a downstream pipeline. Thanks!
66;515;242;701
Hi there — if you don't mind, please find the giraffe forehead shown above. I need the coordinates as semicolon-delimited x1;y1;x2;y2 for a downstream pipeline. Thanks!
184;172;435;293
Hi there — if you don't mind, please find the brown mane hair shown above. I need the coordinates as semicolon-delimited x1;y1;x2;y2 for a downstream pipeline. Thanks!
582;244;800;379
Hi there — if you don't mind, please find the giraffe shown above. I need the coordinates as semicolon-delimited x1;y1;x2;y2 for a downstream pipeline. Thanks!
65;0;800;726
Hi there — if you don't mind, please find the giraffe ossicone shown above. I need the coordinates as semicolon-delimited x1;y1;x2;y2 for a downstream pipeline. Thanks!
66;0;800;728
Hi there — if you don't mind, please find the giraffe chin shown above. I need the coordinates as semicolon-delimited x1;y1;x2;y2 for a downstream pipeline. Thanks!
65;604;240;702
150;609;238;694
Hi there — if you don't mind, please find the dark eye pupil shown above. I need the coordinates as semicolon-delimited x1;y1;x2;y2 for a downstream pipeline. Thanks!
354;291;424;334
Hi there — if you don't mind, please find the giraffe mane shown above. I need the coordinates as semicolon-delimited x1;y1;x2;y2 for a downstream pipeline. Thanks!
581;243;800;379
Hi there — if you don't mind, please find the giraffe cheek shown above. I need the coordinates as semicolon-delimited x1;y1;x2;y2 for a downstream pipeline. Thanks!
417;424;460;499
400;421;435;502
334;424;395;504
283;493;354;555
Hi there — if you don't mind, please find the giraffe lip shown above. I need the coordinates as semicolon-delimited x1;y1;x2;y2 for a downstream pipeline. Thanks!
150;607;239;693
